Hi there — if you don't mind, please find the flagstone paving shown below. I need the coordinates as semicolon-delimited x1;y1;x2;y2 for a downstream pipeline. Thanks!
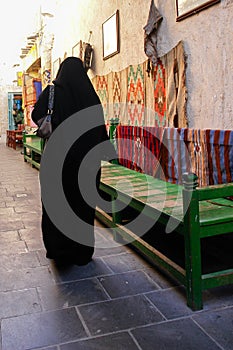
0;137;233;350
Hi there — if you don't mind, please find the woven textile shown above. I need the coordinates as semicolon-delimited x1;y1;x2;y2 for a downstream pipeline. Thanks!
205;129;233;185
153;128;191;184
115;126;233;187
112;71;121;119
189;129;209;187
164;41;187;128
153;58;166;126
154;128;209;185
142;126;164;175
153;128;233;186
116;125;164;175
112;124;233;187
116;126;135;170
127;64;145;126
96;75;109;123
116;126;142;171
132;126;144;172
144;41;186;128
116;126;144;172
91;42;187;128
110;70;128;123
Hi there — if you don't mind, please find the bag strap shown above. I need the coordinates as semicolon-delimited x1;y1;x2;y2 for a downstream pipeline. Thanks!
47;85;55;114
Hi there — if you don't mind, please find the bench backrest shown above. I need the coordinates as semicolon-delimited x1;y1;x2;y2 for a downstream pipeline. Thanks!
112;125;233;187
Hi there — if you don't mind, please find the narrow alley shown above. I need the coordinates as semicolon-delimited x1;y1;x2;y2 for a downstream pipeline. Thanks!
0;138;233;349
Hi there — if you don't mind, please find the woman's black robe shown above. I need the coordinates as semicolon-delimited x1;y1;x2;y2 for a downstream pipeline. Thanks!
32;57;114;265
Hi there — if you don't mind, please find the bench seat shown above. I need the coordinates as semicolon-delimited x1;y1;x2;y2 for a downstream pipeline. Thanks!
23;134;45;169
100;162;233;227
96;161;233;310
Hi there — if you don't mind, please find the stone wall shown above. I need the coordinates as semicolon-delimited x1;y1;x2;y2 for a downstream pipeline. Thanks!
51;0;233;129
157;0;233;129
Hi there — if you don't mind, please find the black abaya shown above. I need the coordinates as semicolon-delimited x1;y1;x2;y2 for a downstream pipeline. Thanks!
32;57;114;265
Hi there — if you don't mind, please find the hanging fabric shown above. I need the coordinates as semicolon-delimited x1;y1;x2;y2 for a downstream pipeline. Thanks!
143;0;163;75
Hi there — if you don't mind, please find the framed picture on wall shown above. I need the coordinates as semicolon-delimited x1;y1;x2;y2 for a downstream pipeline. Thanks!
176;0;220;21
72;40;83;58
102;10;119;60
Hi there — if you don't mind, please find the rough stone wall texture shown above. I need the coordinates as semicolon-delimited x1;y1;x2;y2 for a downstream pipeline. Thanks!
157;0;233;129
51;0;233;129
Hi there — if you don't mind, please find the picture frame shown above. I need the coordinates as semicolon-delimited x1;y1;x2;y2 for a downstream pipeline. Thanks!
102;10;119;60
72;40;83;58
53;58;61;79
176;0;220;21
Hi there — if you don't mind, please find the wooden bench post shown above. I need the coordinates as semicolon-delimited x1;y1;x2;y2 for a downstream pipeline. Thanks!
109;118;119;165
182;172;203;310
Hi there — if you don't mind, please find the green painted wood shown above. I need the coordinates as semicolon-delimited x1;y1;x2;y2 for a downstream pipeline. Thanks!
200;221;233;238
96;207;186;285
25;141;43;154
202;269;233;289
23;135;44;169
119;227;186;285
182;173;202;310
198;183;233;201
98;162;233;310
101;162;233;228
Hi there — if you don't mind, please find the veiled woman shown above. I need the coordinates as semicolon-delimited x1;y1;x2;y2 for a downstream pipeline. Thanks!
32;57;114;266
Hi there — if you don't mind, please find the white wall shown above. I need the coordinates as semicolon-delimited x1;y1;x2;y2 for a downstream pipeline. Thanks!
157;0;233;129
52;0;149;74
51;0;233;129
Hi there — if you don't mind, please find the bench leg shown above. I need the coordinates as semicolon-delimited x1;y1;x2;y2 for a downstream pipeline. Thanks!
23;147;27;162
182;174;203;310
184;231;202;310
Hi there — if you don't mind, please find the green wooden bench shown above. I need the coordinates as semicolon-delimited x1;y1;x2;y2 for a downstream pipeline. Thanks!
96;161;233;310
23;133;45;169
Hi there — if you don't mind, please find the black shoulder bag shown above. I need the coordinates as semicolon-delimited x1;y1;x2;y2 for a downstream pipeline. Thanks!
36;85;54;139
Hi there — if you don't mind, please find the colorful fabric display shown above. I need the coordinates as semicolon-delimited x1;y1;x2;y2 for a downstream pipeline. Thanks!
205;129;233;185
115;126;233;187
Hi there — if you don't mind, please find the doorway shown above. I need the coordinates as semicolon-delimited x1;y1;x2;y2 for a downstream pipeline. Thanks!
8;92;22;130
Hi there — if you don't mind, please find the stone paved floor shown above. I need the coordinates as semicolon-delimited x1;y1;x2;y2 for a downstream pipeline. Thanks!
0;137;233;350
